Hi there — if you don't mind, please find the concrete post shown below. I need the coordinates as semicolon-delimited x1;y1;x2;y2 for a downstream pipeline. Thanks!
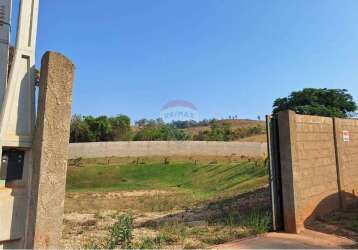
332;118;344;208
278;110;299;233
25;52;74;249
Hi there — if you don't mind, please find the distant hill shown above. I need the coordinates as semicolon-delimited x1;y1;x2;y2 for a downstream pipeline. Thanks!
183;119;267;142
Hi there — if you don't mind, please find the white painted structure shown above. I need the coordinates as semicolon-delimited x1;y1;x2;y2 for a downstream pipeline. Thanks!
0;0;39;248
0;0;38;148
0;0;11;105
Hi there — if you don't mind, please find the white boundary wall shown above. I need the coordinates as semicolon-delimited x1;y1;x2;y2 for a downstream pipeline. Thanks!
68;141;267;159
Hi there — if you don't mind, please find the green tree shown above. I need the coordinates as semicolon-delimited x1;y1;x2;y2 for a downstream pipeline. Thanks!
70;115;133;142
133;123;186;141
84;116;113;141
109;115;132;141
193;122;237;141
273;88;357;118
70;115;91;143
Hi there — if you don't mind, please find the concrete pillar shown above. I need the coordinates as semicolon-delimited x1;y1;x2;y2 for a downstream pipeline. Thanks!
278;110;298;233
333;117;358;208
332;118;344;208
25;52;74;249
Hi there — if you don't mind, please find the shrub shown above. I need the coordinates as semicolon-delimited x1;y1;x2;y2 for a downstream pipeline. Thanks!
86;214;134;249
70;114;132;143
133;124;187;141
106;214;134;249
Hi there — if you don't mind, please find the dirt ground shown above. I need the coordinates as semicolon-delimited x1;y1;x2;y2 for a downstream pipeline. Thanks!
305;203;358;248
62;184;358;249
62;188;270;249
216;229;356;249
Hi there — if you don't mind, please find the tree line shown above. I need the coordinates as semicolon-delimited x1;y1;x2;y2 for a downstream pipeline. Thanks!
70;116;265;143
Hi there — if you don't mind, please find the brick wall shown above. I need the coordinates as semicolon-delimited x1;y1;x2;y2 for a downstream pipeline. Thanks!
277;111;358;233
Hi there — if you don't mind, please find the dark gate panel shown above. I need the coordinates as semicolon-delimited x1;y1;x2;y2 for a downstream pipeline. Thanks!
1;148;25;181
266;115;284;231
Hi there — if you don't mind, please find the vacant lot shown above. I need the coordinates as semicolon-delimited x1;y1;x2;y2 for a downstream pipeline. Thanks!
63;159;271;249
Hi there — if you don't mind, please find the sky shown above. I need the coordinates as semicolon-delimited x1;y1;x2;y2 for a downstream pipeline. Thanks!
11;0;358;121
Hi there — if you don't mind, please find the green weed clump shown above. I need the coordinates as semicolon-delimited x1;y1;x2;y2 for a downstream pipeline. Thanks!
239;209;272;234
107;214;134;249
220;209;272;234
85;214;134;249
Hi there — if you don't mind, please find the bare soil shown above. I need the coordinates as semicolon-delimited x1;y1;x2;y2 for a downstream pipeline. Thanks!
306;203;358;248
62;188;270;249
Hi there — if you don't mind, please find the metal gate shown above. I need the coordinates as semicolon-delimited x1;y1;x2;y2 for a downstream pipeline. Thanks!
266;115;284;231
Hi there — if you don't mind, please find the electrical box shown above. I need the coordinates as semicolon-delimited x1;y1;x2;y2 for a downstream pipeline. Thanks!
1;148;25;181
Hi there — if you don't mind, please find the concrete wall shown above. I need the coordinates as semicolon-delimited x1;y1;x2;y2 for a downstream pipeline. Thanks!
68;141;267;159
334;118;358;206
277;111;358;233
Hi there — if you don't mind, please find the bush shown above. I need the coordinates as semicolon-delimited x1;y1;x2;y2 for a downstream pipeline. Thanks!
106;214;134;249
86;214;134;249
133;124;187;141
70;115;132;143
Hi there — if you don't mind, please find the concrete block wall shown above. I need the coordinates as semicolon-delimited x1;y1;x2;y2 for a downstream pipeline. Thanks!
294;114;339;230
68;141;267;159
278;111;358;233
334;118;358;205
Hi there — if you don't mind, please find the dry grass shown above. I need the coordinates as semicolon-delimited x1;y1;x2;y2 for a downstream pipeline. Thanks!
62;159;270;249
63;189;271;249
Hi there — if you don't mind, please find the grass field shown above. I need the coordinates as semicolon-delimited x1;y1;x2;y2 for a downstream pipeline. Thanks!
63;159;271;249
67;160;267;195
